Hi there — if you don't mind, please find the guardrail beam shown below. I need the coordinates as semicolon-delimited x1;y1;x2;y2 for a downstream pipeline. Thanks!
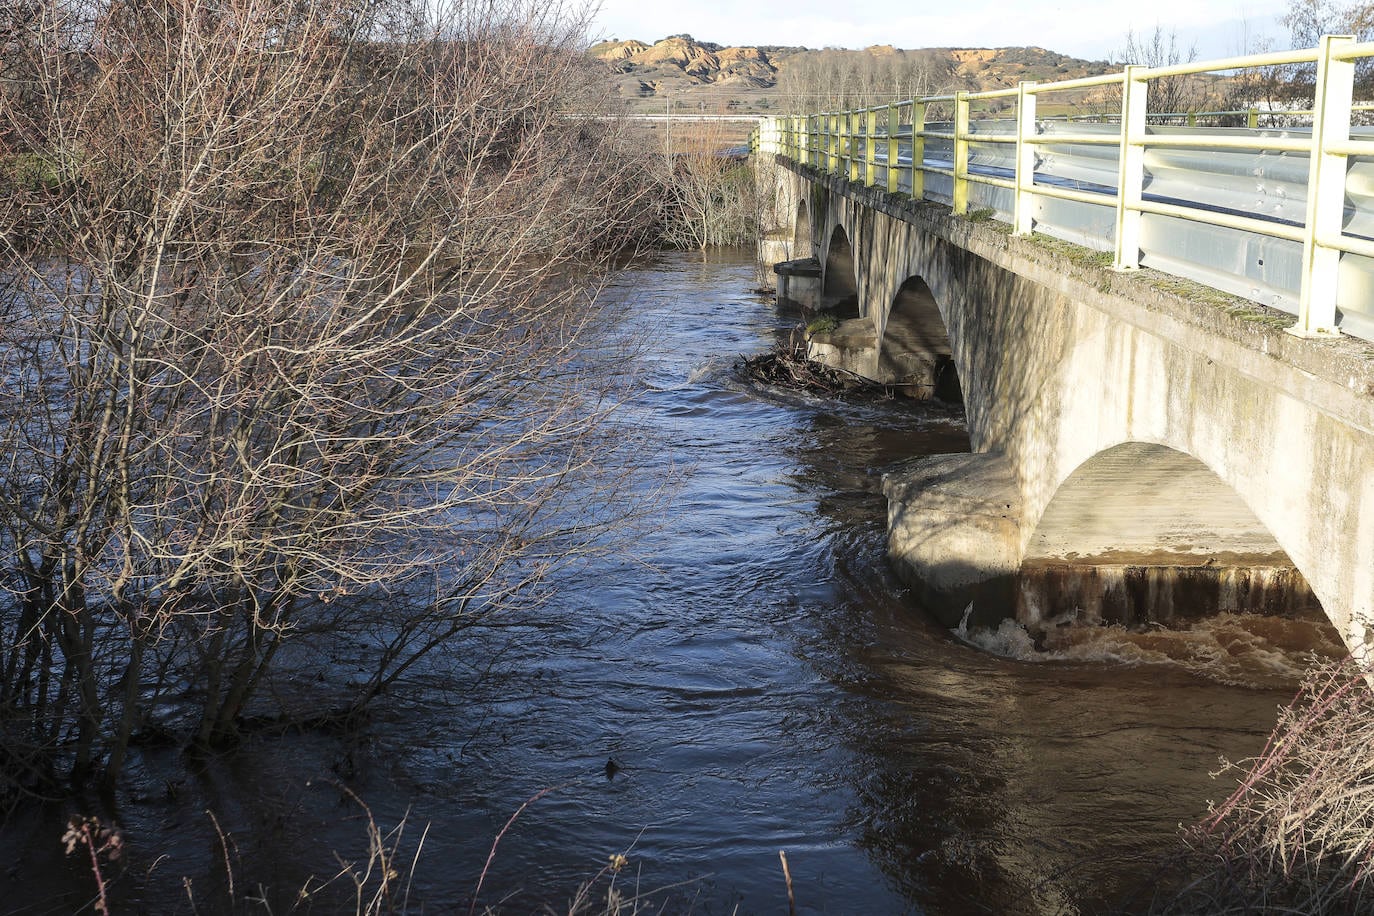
746;35;1370;344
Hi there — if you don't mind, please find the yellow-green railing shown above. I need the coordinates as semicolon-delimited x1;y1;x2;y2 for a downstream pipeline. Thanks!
752;36;1374;340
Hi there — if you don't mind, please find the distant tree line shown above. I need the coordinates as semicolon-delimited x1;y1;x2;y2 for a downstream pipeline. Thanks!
774;49;952;114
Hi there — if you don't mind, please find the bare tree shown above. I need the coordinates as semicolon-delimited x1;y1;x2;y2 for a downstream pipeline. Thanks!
0;0;655;788
1112;27;1207;117
1218;32;1306;126
1284;0;1374;99
1285;0;1357;46
658;117;758;250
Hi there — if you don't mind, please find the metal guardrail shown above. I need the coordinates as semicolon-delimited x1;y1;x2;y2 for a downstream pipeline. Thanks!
752;35;1374;342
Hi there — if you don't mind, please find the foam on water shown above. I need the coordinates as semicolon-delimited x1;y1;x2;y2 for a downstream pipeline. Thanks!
954;604;1344;689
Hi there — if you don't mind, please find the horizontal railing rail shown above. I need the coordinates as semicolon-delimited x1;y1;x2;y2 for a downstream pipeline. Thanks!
751;35;1374;342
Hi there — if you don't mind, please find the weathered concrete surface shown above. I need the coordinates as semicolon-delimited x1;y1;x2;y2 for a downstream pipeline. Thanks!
757;236;793;284
768;157;1374;654
1025;443;1291;563
883;452;1022;627
1017;562;1317;629
754;151;806;279
1014;442;1320;628
805;275;959;394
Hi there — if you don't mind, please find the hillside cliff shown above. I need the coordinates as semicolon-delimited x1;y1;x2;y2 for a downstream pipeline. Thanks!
589;35;1111;112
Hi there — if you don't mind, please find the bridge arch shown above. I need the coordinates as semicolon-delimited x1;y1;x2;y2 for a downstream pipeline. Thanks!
878;275;962;402
794;198;812;258
1020;441;1326;631
822;224;859;318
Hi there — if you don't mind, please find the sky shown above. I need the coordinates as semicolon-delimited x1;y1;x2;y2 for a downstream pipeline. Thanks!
589;0;1294;63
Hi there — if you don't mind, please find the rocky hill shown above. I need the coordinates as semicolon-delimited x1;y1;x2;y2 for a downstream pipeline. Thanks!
592;35;783;90
589;35;1112;114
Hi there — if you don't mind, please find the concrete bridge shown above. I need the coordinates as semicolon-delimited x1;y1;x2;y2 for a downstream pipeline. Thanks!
752;38;1374;657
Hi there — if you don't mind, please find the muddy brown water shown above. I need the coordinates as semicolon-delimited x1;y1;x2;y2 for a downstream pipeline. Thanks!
1;249;1343;914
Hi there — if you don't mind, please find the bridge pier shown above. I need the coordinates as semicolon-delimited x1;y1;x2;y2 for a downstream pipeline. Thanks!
773;257;821;310
883;452;1023;628
806;275;963;398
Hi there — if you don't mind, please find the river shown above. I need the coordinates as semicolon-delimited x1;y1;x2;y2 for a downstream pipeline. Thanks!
3;249;1340;914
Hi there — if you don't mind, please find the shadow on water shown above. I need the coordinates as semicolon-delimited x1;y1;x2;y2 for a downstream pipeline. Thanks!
0;249;1327;915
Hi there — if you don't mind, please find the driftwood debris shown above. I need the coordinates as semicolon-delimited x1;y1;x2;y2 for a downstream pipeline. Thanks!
737;343;888;396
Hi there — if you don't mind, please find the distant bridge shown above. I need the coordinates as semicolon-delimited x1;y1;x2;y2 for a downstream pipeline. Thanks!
752;35;1374;658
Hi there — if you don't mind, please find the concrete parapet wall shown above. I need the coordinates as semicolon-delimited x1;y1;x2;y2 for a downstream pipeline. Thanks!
766;156;1374;655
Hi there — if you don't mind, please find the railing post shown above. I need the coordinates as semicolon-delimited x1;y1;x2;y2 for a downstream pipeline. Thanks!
865;107;878;186
1293;34;1355;339
835;109;846;178
1113;66;1147;271
912;100;926;201
1013;81;1037;236
1248;107;1260;129
953;91;970;215
829;113;840;173
838;111;848;177
835;112;844;175
848;110;860;182
887;103;901;193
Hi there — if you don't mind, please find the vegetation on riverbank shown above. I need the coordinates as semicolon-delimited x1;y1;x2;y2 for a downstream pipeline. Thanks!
654;120;761;250
1152;657;1374;914
0;0;659;793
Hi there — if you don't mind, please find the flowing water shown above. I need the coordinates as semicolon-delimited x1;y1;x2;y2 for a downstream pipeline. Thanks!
3;250;1345;914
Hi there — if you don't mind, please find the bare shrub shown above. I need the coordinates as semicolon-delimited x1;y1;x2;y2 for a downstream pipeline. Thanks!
658;119;758;250
0;0;655;789
1152;658;1374;914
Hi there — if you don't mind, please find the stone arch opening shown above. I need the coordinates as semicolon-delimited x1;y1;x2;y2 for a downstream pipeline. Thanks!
822;225;859;318
795;199;812;255
880;276;962;402
1019;442;1333;638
